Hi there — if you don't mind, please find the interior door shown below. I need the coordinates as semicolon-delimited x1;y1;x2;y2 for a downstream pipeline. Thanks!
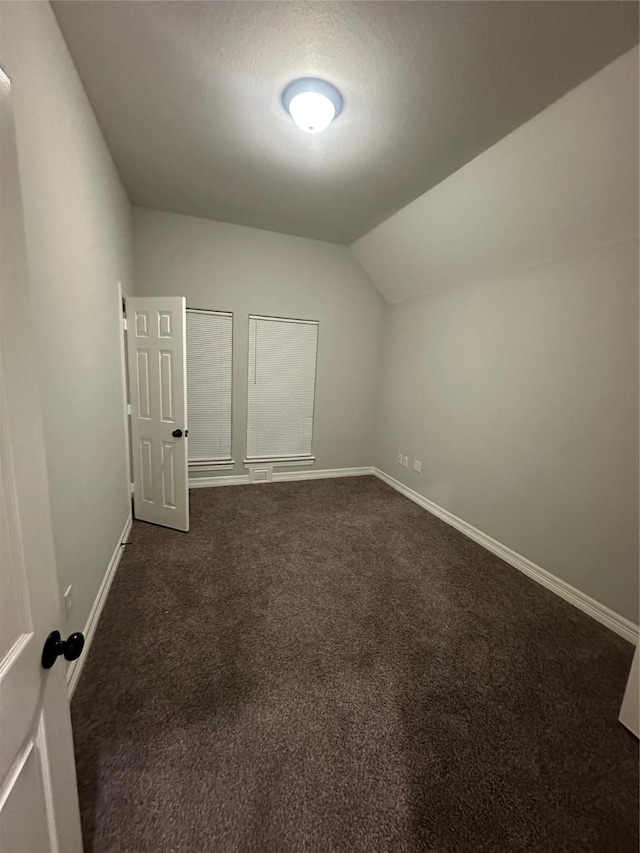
126;297;189;531
0;69;83;853
619;645;639;737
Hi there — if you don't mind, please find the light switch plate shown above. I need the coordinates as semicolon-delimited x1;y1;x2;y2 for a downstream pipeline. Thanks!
402;456;409;467
413;460;422;473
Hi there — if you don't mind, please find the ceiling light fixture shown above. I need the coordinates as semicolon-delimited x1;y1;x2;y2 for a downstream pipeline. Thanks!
282;77;343;134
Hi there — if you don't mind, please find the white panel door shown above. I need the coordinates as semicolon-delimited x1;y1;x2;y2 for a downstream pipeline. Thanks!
126;297;189;532
619;645;639;737
0;69;83;853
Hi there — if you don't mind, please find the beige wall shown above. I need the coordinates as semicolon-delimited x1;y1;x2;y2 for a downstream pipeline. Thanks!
353;48;639;625
0;2;132;632
132;207;385;476
375;242;639;623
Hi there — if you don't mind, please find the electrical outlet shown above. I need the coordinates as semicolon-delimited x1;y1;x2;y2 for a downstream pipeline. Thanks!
402;456;409;467
413;460;422;473
63;585;73;619
398;453;403;464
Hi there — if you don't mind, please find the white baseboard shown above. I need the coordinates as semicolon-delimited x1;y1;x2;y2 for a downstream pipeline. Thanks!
66;513;133;697
189;467;374;489
189;474;250;488
273;466;374;482
373;468;639;645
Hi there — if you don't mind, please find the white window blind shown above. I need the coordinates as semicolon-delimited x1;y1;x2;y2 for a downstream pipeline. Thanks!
186;309;233;464
246;315;318;460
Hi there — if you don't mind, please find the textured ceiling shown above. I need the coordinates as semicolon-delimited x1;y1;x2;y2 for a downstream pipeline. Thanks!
52;1;639;245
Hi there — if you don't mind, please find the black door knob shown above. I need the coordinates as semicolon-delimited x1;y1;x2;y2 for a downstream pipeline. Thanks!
41;630;85;669
172;429;183;438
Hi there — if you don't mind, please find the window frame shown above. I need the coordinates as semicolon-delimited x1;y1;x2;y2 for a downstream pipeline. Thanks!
186;307;234;472
244;313;319;467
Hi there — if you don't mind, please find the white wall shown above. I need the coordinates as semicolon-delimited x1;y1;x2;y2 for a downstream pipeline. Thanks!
0;2;132;632
375;242;638;623
132;207;385;476
353;49;639;624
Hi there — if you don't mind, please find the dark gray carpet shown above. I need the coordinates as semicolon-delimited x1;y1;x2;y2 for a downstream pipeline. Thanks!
72;476;638;852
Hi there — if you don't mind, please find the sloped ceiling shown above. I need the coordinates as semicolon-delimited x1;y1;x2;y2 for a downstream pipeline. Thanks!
352;48;640;304
53;1;639;244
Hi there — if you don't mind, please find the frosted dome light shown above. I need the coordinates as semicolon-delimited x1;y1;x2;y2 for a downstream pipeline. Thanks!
282;78;343;134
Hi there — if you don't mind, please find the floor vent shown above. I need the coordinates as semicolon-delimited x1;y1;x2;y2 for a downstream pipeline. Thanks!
249;466;273;483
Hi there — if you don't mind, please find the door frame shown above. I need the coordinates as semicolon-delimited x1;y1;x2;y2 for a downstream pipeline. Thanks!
118;283;133;509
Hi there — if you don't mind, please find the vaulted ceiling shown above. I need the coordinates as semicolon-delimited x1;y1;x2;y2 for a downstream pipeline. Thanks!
53;1;639;245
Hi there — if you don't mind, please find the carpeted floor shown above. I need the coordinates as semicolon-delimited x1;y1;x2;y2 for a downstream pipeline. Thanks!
72;476;638;852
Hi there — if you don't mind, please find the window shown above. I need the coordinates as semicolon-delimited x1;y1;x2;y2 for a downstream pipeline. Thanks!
246;315;318;462
186;309;233;468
